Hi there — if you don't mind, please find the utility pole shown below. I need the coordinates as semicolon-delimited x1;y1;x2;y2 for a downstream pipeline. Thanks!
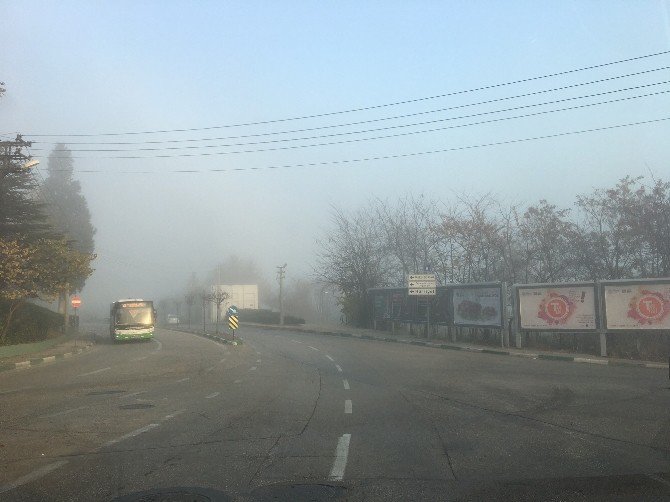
200;291;210;334
0;135;32;175
277;263;287;325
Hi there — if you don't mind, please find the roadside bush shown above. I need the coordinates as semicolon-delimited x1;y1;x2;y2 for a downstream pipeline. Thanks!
0;300;63;345
238;308;305;325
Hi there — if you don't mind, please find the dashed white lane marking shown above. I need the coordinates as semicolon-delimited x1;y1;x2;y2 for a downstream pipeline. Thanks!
205;366;215;372
151;339;163;352
119;391;146;400
328;434;351;481
250;366;257;371
220;358;226;363
0;460;69;494
104;423;160;447
234;379;243;384
133;356;147;361
325;354;334;361
164;410;186;420
42;406;87;419
335;365;343;373
343;379;350;390
78;367;111;377
308;346;319;351
205;392;219;399
176;377;190;383
291;339;303;344
345;400;353;414
256;359;261;363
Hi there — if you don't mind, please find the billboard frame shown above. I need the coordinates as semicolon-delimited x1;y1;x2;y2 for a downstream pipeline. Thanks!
600;277;670;332
513;281;600;332
450;282;504;329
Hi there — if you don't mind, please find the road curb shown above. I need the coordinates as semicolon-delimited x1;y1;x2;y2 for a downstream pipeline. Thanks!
243;322;669;371
167;327;243;347
0;344;94;373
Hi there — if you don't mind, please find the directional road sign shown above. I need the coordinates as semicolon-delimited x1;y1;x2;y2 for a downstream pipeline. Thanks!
407;274;436;295
409;288;436;296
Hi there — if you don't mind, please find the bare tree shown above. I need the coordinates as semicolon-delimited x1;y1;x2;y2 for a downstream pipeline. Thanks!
374;194;439;284
315;204;390;327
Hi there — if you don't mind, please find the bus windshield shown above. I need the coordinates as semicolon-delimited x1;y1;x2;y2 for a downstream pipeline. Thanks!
115;306;153;327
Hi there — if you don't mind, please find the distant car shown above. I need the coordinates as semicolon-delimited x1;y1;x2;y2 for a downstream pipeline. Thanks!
167;314;180;324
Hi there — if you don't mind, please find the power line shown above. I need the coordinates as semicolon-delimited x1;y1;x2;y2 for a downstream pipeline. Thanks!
43;116;670;174
23;50;670;138
35;86;670;159
27;65;670;146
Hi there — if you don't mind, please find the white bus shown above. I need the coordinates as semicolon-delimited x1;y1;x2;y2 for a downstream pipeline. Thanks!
109;299;155;342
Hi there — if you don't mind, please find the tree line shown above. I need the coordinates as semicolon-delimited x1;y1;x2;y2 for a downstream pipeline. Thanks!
315;176;670;326
0;140;96;343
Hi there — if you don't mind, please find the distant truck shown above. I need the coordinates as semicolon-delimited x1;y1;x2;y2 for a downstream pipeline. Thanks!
109;299;155;342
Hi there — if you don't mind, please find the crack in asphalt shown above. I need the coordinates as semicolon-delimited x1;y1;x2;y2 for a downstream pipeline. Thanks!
415;388;670;455
397;389;459;482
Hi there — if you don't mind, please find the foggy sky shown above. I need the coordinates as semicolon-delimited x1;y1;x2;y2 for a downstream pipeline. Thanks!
2;1;670;316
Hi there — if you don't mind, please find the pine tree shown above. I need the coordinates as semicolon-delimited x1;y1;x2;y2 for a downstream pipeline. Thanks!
42;144;96;290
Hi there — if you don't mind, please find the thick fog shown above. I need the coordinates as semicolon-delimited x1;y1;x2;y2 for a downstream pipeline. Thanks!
3;2;670;318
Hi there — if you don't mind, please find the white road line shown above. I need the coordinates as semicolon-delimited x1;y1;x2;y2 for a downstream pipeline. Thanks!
42;406;87;419
205;366;215;372
343;379;350;390
256;359;261;363
219;358;226;363
345;400;353;414
250;366;257;371
163;410;185;420
291;339;303;344
151;339;163;352
234;379;243;384
104;423;159;447
204;392;219;399
119;391;146;400
78;367;111;377
176;377;190;383
308;346;319;351
335;365;343;373
0;460;68;494
328;434;351;481
325;354;334;361
133;356;147;361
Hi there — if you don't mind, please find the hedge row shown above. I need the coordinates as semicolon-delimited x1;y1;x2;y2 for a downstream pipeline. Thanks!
0;301;64;345
237;308;305;326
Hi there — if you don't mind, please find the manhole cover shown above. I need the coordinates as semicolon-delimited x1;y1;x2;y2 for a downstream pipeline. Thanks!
88;390;126;396
119;403;154;410
251;483;346;501
111;487;230;501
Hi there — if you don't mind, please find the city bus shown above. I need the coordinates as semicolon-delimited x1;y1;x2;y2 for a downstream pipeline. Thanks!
109;299;156;342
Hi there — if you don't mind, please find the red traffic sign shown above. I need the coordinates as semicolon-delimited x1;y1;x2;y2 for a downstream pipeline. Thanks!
71;296;82;309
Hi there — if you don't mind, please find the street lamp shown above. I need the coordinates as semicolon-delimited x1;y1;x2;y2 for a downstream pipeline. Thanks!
22;159;39;169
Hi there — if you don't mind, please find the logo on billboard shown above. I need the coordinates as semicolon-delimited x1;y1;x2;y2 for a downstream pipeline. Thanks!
627;290;670;325
538;292;576;325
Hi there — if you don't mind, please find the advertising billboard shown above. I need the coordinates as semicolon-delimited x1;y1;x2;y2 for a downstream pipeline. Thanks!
604;281;670;330
517;284;597;331
451;284;503;327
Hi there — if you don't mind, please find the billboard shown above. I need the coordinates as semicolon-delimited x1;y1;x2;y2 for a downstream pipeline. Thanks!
451;284;503;327
517;284;597;331
604;281;670;330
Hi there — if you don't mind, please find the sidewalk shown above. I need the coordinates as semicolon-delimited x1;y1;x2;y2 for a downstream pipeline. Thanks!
244;322;670;371
0;332;96;372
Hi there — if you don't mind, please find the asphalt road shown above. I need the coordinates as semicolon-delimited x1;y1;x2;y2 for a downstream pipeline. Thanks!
1;326;669;501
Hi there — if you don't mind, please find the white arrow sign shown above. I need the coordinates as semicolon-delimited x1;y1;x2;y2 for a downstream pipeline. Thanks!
408;288;436;296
